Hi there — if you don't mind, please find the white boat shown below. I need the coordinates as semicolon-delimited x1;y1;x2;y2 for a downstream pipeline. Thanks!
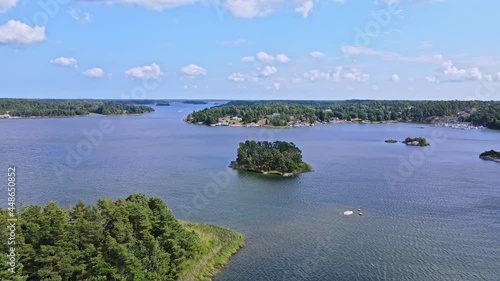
343;210;354;216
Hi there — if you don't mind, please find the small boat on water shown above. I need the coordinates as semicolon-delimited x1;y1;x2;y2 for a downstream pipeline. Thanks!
343;211;354;216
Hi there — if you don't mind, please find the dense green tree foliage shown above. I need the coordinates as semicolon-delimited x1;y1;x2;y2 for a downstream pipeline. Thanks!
403;137;430;146
186;100;500;129
234;140;312;174
1;194;203;281
108;100;157;105
182;100;208;105
0;99;154;117
480;150;500;159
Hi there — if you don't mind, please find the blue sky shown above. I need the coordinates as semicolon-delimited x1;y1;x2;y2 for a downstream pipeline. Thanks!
1;0;499;100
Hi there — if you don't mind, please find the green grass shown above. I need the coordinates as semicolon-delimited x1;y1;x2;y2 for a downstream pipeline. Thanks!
178;223;245;281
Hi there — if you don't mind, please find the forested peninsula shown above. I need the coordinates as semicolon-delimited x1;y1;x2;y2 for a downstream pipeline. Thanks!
185;100;500;130
0;194;244;281
231;140;312;176
0;99;155;118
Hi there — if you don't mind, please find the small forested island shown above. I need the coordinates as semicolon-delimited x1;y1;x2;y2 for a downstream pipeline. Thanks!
480;150;500;163
185;100;500;130
231;140;312;176
0;99;155;118
183;100;208;105
403;137;430;146
0;194;244;281
385;139;398;143
156;101;171;106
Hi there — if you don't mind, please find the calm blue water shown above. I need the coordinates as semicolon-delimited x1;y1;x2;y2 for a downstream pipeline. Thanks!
1;103;499;281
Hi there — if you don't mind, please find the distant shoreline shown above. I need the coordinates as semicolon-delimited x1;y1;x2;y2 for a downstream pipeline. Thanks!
0;112;153;120
186;120;489;131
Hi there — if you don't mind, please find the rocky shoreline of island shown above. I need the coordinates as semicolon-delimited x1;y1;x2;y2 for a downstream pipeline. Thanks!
229;140;312;177
480;150;500;163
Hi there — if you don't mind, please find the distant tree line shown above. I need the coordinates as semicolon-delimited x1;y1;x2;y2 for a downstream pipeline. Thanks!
0;99;155;117
182;100;208;105
108;100;158;105
186;100;500;130
0;194;203;281
235;140;312;174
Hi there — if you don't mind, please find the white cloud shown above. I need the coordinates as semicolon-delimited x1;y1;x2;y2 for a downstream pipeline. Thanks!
68;8;92;24
391;74;400;82
343;68;370;82
410;0;445;3
418;41;433;49
302;69;331;81
228;73;246;82
341;45;495;84
77;0;195;11
332;66;343;81
261;66;277;77
257;51;275;63
228;72;259;82
83;68;105;78
341;45;382;56
77;0;321;19
340;45;443;64
301;66;367;82
276;53;290;63
224;0;280;18
273;82;281;90
310;51;325;58
0;0;17;13
125;63;163;79
181;64;208;78
439;60;489;82
496;72;500;81
0;20;46;46
335;0;346;3
255;52;289;63
295;0;314;18
50;57;78;68
221;38;247;46
425;76;439;83
241;56;255;62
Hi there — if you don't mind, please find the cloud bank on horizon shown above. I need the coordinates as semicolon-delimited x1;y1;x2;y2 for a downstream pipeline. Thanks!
0;0;499;100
